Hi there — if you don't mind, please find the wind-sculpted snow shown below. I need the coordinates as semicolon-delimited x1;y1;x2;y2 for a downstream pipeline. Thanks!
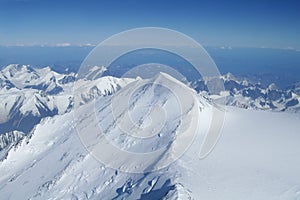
0;71;299;199
75;73;202;173
0;74;209;199
1;64;299;137
0;63;299;199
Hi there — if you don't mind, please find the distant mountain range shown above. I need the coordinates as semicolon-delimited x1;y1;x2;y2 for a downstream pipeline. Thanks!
192;72;300;112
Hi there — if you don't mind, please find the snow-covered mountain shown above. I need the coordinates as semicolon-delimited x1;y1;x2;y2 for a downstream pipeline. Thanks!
1;64;300;155
0;65;73;134
0;65;133;136
1;65;298;136
192;73;300;111
0;72;299;199
1;64;64;94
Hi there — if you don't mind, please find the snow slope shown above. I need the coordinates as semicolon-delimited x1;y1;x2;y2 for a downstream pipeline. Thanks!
0;131;24;151
0;64;134;135
0;73;299;199
1;64;298;137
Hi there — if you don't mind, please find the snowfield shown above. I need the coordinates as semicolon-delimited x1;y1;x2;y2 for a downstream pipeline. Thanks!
0;73;299;199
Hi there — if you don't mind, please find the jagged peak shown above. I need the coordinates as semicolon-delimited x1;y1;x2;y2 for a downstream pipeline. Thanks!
222;72;236;81
2;64;34;73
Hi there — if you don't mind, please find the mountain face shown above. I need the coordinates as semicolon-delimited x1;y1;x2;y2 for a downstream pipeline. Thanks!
0;65;132;137
1;64;300;154
0;131;24;151
0;73;207;199
0;71;299;199
1;65;299;136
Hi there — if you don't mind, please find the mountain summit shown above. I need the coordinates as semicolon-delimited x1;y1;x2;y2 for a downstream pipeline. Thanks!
0;68;300;199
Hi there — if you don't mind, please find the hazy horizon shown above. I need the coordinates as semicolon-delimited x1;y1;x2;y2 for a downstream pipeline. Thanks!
1;0;299;49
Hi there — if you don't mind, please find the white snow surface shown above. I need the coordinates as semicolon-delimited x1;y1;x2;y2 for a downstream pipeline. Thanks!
0;64;135;136
0;73;299;199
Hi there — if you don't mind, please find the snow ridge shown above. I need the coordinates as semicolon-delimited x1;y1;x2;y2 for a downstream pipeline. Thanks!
0;68;299;199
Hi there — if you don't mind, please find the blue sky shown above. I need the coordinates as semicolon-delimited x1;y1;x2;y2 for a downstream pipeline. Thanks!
0;0;299;48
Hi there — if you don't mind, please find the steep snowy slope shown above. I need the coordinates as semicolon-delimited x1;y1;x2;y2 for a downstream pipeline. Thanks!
1;64;298;137
0;73;205;199
0;64;134;135
73;76;134;106
0;131;24;151
0;73;299;199
0;87;72;134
